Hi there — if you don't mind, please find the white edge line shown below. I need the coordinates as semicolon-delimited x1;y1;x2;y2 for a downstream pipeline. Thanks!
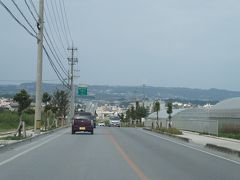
0;131;65;167
138;129;240;166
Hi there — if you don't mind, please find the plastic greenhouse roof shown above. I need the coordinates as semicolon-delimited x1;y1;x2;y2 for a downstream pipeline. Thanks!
213;97;240;110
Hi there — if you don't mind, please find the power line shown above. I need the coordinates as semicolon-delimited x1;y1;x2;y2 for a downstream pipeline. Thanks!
53;0;69;47
0;0;37;38
24;0;68;78
43;31;69;77
24;0;37;22
43;46;70;89
46;0;68;56
44;5;67;60
29;0;39;18
11;0;37;34
24;0;69;80
57;0;70;47
27;0;66;61
1;0;70;89
61;0;73;43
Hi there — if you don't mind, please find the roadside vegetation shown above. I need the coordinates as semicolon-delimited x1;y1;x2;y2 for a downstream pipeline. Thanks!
218;132;240;140
150;100;182;135
218;127;240;140
0;110;34;132
200;127;240;140
154;127;182;135
118;101;149;126
0;89;70;138
0;135;25;140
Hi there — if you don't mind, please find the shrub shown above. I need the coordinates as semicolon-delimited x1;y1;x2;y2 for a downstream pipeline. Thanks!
155;127;182;135
0;111;34;131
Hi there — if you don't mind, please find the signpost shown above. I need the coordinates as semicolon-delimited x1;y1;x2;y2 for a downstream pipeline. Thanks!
78;85;88;96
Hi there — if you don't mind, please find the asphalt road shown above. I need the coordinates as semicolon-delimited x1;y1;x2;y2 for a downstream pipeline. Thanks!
0;127;239;180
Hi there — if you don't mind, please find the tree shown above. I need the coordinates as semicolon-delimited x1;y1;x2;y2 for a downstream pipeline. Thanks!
52;90;69;126
42;92;52;130
125;109;131;125
130;106;136;124
127;102;148;126
42;92;51;105
118;113;124;125
167;102;173;128
153;101;160;129
13;89;32;137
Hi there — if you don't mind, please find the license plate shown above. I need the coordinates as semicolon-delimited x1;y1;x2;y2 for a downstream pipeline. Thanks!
79;127;85;130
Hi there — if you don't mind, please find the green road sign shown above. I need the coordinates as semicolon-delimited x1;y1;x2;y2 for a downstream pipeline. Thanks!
78;87;88;96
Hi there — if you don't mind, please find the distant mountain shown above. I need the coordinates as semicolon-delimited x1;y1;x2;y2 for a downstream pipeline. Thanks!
0;83;240;101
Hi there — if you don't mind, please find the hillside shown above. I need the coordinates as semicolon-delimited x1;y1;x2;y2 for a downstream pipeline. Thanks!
0;83;240;101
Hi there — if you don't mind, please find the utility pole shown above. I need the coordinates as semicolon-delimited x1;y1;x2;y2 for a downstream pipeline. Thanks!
68;46;78;125
34;0;44;133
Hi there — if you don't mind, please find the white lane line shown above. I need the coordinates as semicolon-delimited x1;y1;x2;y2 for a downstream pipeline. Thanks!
0;131;65;167
138;129;240;166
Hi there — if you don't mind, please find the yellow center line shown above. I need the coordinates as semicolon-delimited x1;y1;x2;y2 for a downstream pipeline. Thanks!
106;131;149;180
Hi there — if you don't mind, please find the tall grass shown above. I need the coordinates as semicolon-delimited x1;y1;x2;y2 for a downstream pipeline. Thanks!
0;110;34;131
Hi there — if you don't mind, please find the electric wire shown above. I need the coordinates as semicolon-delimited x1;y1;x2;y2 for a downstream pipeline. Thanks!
24;0;68;76
11;0;37;34
53;0;69;47
0;0;70;88
47;0;68;56
56;0;70;47
0;0;37;38
43;46;70;89
28;0;66;60
43;31;69;77
24;0;37;22
24;0;69;78
61;0;73;43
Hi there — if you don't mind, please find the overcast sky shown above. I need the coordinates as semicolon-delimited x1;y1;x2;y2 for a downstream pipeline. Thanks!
0;0;240;91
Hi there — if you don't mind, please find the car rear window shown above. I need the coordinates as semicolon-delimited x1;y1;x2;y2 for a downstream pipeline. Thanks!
74;119;90;123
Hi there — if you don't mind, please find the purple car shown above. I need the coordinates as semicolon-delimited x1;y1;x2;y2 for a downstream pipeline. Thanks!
72;117;94;135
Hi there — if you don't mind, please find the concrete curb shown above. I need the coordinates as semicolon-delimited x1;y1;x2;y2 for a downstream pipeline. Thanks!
206;144;240;157
143;128;190;142
0;131;14;136
0;126;68;151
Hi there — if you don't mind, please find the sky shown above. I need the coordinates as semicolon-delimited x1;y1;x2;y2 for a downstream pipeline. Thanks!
0;0;240;91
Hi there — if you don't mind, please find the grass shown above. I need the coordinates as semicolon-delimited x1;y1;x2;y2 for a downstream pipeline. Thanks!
154;127;183;135
0;110;34;132
218;132;240;140
0;135;25;140
121;123;144;127
218;126;240;140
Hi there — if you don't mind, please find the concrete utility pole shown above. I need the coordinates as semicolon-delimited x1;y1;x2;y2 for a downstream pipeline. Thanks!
34;0;44;133
68;46;78;125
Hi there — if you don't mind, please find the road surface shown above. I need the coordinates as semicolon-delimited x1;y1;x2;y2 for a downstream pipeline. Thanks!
0;127;239;180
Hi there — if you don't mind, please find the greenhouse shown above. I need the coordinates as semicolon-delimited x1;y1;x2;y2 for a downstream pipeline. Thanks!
145;97;240;135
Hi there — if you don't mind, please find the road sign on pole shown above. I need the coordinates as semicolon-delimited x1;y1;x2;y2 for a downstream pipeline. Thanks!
78;85;88;96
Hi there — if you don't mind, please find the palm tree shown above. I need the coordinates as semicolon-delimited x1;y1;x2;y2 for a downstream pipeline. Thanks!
167;102;173;128
153;101;160;129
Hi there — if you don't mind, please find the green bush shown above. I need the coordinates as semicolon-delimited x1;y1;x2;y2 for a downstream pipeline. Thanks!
0;135;24;140
0;111;34;131
155;127;182;135
218;132;240;140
